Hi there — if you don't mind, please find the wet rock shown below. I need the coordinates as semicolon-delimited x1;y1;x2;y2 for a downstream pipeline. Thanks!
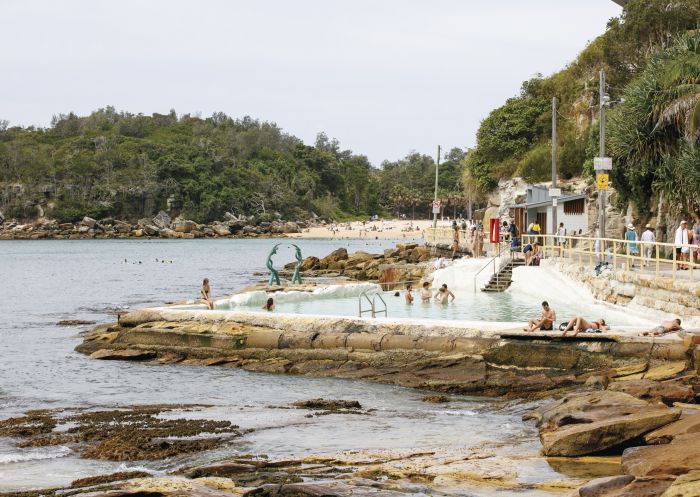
644;412;700;445
421;395;449;403
70;470;152;488
90;349;156;361
575;474;634;497
183;462;258;478
621;433;700;477
57;319;97;326
608;379;695;405
292;399;362;411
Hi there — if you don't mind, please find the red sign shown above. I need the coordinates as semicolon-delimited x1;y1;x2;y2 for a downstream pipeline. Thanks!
489;218;500;244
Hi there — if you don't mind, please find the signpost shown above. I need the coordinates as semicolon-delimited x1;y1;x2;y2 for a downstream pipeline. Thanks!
596;173;609;191
432;200;441;214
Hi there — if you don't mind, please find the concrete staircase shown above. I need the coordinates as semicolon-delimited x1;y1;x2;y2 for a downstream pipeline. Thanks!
482;259;525;292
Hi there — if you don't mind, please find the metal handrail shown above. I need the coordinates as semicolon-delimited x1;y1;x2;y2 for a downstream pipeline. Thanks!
358;289;388;318
472;241;511;293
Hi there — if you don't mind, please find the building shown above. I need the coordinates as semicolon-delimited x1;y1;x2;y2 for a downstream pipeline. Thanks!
508;185;588;236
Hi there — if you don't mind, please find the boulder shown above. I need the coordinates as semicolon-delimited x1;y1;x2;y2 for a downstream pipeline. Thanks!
608;379;695;405
645;412;700;445
143;224;160;236
621;433;700;477
300;256;320;271
576;475;634;497
212;224;231;236
173;219;197;233
89;349;156;361
531;391;682;457
282;221;300;234
81;216;97;228
660;470;700;497
319;248;349;268
152;210;172;229
159;228;178;239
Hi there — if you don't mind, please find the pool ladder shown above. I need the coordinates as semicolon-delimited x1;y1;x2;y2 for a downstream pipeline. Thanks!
358;289;387;318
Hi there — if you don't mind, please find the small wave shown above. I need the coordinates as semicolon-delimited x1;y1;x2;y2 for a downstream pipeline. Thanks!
0;446;71;464
223;282;381;307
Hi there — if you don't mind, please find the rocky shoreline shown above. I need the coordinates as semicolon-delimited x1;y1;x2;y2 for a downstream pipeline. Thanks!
0;211;304;240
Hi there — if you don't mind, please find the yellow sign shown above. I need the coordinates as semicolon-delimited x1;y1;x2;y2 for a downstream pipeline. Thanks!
597;173;609;191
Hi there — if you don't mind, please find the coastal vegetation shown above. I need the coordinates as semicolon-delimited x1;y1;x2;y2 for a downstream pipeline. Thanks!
464;0;700;216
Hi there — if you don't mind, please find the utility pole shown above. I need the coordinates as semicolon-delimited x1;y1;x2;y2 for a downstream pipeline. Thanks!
598;70;607;242
551;97;558;236
432;145;441;228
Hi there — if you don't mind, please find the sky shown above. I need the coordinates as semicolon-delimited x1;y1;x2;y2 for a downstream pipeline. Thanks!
0;0;622;165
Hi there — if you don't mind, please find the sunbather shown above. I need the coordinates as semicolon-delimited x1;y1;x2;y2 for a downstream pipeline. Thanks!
639;319;682;337
560;317;608;337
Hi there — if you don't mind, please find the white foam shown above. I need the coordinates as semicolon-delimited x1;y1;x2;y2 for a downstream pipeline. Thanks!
223;282;382;307
0;446;70;464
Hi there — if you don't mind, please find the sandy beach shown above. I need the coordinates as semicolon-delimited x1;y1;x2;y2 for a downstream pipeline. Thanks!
286;219;451;240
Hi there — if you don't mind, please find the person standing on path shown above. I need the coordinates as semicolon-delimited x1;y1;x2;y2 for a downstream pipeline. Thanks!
640;224;656;267
625;224;639;267
675;220;690;270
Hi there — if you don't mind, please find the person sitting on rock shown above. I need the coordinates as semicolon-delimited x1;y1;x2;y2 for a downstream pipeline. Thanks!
639;319;681;337
523;242;540;266
560;317;608;337
262;297;275;312
524;301;556;332
200;278;213;310
420;281;433;301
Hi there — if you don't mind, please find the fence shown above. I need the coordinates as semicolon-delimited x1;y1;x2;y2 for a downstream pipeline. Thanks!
520;233;699;282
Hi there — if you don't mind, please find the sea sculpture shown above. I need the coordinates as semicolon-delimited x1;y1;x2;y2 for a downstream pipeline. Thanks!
266;243;303;285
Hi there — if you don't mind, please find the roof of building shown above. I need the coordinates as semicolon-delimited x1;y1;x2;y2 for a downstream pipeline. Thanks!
508;193;587;210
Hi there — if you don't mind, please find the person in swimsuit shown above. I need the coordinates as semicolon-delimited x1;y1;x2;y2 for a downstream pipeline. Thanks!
561;317;608;337
434;287;454;305
639;319;682;336
405;284;414;304
420;282;433;301
200;278;213;310
524;301;556;332
262;297;275;312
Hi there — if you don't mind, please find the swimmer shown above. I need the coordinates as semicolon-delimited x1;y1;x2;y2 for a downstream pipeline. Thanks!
434;284;455;304
262;297;275;312
405;284;414;304
200;278;214;310
420;281;432;301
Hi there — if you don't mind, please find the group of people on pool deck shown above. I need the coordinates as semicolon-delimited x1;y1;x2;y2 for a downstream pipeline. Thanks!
403;282;455;305
523;301;683;337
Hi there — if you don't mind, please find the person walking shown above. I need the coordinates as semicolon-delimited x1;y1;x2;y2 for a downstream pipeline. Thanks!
625;224;639;268
556;222;566;255
675;220;690;270
640;224;656;268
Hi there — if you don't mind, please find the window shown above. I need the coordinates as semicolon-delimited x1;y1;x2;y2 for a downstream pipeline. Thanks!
564;198;585;215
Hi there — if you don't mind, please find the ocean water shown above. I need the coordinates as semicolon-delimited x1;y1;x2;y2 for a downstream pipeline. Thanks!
0;239;566;493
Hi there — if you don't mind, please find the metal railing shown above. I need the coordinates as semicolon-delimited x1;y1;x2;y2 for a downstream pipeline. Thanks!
358;289;388;318
521;233;699;282
472;241;511;293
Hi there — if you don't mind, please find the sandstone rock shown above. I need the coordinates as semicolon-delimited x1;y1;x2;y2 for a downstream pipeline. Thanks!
300;256;320;271
152;210;172;229
132;229;144;237
576;475;634;497
184;462;258;478
621;433;700;477
90;349;156;361
660;470;700;497
645;412;700;444
212;224;231;236
643;361;688;381
173;219;197;233
143;224;160;236
81;216;97;228
608;379;694;405
292;399;361;410
159;228;178;238
532;391;682;457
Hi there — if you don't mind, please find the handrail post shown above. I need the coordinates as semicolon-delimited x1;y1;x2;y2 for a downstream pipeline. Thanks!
613;241;617;269
672;247;677;281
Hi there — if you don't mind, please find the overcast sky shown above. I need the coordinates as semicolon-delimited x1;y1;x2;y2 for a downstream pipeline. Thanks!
1;0;621;165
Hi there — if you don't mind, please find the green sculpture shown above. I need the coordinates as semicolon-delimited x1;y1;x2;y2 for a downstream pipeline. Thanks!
266;243;303;285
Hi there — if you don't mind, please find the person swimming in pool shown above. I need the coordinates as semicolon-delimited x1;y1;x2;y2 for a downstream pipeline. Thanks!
434;284;455;305
639;319;681;336
420;281;433;301
405;284;414;304
262;297;275;312
200;278;213;310
524;301;556;331
560;316;608;337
